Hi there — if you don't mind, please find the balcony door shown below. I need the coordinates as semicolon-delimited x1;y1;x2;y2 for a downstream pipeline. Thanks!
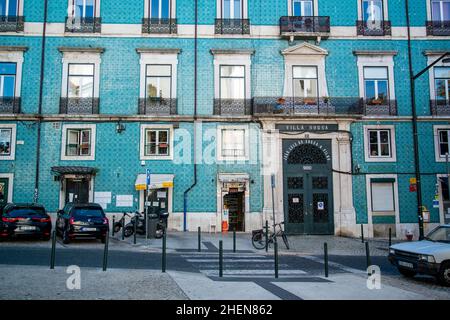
0;63;16;99
362;0;384;23
431;0;450;22
222;0;242;19
292;0;313;16
0;0;18;16
435;67;450;102
150;0;170;19
72;0;95;18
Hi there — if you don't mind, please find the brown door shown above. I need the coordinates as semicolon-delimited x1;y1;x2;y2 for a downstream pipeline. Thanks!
224;191;245;231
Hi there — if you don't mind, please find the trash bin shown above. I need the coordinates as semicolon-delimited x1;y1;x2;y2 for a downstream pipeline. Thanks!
146;210;159;239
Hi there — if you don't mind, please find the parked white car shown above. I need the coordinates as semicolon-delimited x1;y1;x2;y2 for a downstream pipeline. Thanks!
388;225;450;286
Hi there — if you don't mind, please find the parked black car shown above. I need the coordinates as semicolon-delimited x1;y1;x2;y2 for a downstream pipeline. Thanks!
0;203;52;240
56;203;109;244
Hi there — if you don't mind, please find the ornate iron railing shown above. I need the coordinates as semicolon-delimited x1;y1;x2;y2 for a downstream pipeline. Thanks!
65;17;102;33
60;97;100;114
142;18;177;34
252;97;364;116
214;99;252;115
138;98;177;115
280;16;330;35
0;97;21;113
356;20;391;36
215;19;250;34
362;99;397;116
0;16;24;32
426;20;450;36
430;100;450;116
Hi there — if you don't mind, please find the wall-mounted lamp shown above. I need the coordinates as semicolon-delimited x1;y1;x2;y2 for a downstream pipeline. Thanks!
116;122;126;134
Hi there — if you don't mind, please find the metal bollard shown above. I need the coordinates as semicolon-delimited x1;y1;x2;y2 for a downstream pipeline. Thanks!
389;228;392;247
324;242;329;278
361;224;364;243
103;231;109;271
365;241;371;270
219;240;223;277
265;220;269;252
198;226;201;252
122;217;125;241
162;231;167;273
274;241;279;278
50;230;56;269
233;230;236;253
112;216;115;236
133;215;137;245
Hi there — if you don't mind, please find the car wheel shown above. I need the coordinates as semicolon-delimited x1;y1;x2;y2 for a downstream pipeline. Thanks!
62;229;70;244
438;262;450;287
42;235;51;241
398;267;417;278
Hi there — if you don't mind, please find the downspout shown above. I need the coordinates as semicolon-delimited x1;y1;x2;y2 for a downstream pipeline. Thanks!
183;0;198;231
33;0;48;203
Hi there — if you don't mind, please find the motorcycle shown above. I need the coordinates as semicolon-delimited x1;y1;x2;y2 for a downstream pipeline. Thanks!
124;211;146;237
155;212;169;239
113;212;131;234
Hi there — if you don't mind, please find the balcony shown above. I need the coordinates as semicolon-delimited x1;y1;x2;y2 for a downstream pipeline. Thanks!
65;17;102;33
356;20;391;36
138;98;177;115
60;97;100;114
426;21;450;36
362;99;397;116
0;16;24;32
0;97;21;113
142;18;177;34
252;97;363;116
215;19;250;35
430;100;450;116
213;99;252;116
280;16;330;39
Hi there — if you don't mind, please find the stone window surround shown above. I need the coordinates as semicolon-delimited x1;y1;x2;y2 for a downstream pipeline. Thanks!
137;48;180;100
363;124;397;162
0;46;27;100
144;0;177;19
211;49;253;100
354;51;397;100
216;124;250;161
425;51;450;103
0;123;16;161
216;0;248;19
433;124;450;162
67;0;101;18
59;47;104;99
357;0;389;21
0;173;14;203
287;0;319;16
140;124;174;160
60;123;96;161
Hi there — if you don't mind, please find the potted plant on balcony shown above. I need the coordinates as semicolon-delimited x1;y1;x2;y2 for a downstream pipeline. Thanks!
303;97;317;105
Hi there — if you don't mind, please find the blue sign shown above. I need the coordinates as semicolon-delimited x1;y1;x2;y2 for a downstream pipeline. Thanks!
146;169;151;187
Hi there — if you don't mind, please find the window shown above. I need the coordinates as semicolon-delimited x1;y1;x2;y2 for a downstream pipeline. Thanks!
431;0;450;21
292;66;318;99
368;129;391;157
434;67;450;101
221;129;245;157
223;0;242;19
0;0;18;16
66;129;92;156
371;181;395;212
362;0;384;22
144;129;170;156
150;0;170;19
364;66;389;104
438;129;450;157
67;64;94;98
220;65;245;99
72;0;95;18
292;0;313;16
0;128;11;156
0;63;15;98
146;65;172;99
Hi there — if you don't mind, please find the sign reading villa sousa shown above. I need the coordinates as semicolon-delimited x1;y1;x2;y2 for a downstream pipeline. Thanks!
276;124;339;132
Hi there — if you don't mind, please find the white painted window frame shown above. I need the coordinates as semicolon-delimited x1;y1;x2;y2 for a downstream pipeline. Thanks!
427;53;450;103
140;124;174;160
61;51;101;99
144;0;177;19
217;125;250;161
67;0;101;18
61;123;96;161
434;125;450;162
0;173;14;203
213;53;251;100
0;50;24;101
216;0;248;19
357;0;389;21
288;0;318;16
363;125;396;162
0;123;16;161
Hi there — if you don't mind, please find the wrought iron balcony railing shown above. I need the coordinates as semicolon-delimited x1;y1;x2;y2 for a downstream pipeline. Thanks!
362;99;397;116
252;97;364;116
65;17;102;33
356;20;391;36
214;99;252;116
60;97;100;114
430;100;450;116
142;18;177;34
0;16;24;32
215;19;250;34
138;98;177;115
426;20;450;36
280;16;330;36
0;97;21;113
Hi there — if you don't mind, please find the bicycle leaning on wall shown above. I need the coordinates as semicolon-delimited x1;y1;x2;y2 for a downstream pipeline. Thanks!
251;222;290;250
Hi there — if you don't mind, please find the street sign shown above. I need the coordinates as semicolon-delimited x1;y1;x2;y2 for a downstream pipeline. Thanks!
409;177;417;184
146;169;151;189
317;202;324;210
433;199;439;208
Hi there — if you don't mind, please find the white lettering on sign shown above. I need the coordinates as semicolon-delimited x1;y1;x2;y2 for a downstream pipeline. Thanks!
283;140;332;162
292;198;299;203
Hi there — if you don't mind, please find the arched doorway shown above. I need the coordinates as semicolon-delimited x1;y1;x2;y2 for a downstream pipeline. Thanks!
282;139;334;234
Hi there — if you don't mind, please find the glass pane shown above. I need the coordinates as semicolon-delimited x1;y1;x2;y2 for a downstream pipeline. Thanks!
159;130;168;143
435;67;450;79
440;130;449;143
147;130;157;143
363;0;383;21
81;130;90;143
85;0;94;17
293;66;317;79
146;77;171;98
293;0;301;16
0;129;11;155
221;65;244;77
68;130;79;144
68;76;94;98
8;0;17;16
440;143;449;156
234;0;241;18
147;65;171;77
221;78;245;99
161;0;169;19
371;182;394;211
435;79;449;100
302;1;313;16
365;81;376;100
69;64;94;76
380;130;389;143
0;63;17;75
377;80;389;100
222;129;245;156
364;67;388;79
369;131;378;143
293;79;317;98
2;76;15;97
432;2;442;20
223;0;231;19
444;2;450;20
380;143;390;156
370;143;378;156
151;0;160;18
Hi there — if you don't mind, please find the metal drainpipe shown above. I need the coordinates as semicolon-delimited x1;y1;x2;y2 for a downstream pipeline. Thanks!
33;0;48;203
183;0;198;231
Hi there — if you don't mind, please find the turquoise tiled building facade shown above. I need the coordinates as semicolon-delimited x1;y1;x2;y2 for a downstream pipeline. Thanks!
0;0;449;237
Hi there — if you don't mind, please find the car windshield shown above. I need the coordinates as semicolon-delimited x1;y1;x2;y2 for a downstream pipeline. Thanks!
426;226;450;243
6;207;47;218
72;207;104;218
